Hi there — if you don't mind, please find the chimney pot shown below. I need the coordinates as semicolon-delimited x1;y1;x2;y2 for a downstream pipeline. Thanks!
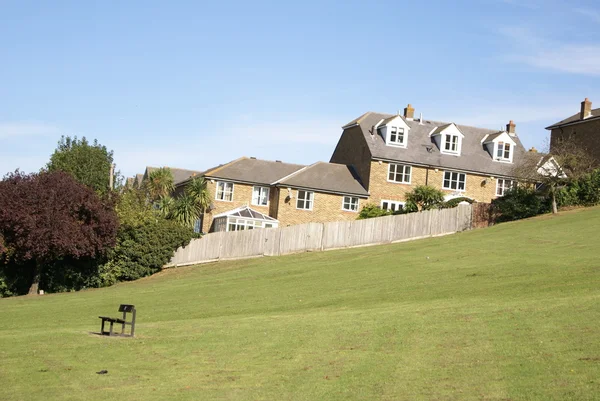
581;98;592;119
403;104;415;120
506;120;516;136
529;147;538;153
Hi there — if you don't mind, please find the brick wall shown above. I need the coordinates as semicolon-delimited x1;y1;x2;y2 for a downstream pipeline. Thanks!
202;181;271;232
275;187;362;227
550;119;600;165
368;161;499;205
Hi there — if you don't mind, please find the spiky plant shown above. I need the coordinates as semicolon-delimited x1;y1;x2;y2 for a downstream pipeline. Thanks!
185;176;212;213
156;196;175;218
145;167;174;201
171;194;201;227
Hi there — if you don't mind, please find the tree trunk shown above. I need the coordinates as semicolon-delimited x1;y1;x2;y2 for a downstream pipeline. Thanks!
28;264;41;295
551;189;558;214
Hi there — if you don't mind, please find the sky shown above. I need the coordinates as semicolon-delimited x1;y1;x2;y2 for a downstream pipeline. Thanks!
1;0;599;179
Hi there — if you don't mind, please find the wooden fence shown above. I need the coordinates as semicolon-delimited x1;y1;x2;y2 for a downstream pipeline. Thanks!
165;204;474;267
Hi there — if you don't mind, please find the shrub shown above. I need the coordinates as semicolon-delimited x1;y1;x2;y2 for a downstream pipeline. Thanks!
491;187;550;222
405;185;445;212
357;204;391;219
441;197;474;209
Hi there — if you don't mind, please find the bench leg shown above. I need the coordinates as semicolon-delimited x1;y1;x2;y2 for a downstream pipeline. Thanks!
109;321;114;336
101;319;106;335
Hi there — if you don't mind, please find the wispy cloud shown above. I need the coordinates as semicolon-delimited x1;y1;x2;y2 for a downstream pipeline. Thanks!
499;26;600;76
0;122;61;139
574;8;600;23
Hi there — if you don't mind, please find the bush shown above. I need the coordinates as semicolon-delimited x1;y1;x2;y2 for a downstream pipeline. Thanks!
441;197;474;209
357;204;391;220
405;186;445;212
105;218;196;281
491;187;550;222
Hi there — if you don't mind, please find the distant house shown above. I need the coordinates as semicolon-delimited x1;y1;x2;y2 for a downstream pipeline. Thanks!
330;104;529;210
546;98;600;164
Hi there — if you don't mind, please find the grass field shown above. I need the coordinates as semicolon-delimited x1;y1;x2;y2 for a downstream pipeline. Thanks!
1;208;600;400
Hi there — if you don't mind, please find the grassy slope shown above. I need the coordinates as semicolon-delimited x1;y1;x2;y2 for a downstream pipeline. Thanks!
1;208;599;401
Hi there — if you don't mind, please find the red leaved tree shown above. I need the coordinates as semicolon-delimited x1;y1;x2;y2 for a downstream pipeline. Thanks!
0;171;119;294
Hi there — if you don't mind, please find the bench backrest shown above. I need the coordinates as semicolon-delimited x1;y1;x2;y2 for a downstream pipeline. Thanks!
118;304;135;313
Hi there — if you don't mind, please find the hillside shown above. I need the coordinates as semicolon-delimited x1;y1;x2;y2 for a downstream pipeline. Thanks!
1;208;600;400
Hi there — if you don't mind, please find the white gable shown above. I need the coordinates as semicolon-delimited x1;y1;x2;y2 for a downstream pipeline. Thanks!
378;115;411;148
430;123;464;156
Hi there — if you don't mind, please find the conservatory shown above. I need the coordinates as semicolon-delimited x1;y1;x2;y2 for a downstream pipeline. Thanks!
212;206;279;232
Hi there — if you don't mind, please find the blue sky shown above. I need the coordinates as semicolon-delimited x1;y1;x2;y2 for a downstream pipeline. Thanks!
1;0;599;178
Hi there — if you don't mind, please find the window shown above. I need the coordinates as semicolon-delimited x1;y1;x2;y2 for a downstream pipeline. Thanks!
388;164;411;184
389;126;405;145
193;217;202;234
443;171;466;191
252;186;270;206
496;179;516;196
496;141;511;161
296;190;314;210
444;134;459;153
381;200;405;212
342;196;359;212
227;218;264;231
215;181;234;201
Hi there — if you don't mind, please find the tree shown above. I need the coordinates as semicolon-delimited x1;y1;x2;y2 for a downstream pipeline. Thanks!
513;139;596;214
405;185;445;212
47;136;117;193
0;171;119;294
186;176;212;213
145;167;174;201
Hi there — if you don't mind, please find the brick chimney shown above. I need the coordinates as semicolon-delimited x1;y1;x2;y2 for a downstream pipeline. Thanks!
506;120;516;136
529;147;538;153
580;98;592;119
403;104;415;120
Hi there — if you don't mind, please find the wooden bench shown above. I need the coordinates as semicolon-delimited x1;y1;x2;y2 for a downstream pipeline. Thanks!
99;304;136;337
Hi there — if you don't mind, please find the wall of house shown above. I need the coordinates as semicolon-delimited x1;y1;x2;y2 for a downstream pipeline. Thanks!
550;119;600;165
367;161;499;205
329;125;372;189
275;188;363;227
202;180;271;232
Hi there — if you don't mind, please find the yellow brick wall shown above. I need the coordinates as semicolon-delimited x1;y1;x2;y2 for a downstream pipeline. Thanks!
276;188;362;227
202;181;271;232
367;161;499;205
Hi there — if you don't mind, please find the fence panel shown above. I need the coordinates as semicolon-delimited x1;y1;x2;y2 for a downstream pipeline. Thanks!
263;228;281;257
219;229;265;259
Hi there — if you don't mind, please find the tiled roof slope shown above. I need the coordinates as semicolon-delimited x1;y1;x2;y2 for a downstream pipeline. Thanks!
203;157;305;185
277;161;369;197
349;112;528;178
546;107;600;129
145;167;204;185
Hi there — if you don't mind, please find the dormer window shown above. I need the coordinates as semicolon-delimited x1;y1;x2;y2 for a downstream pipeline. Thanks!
389;127;405;146
496;141;511;161
444;134;459;153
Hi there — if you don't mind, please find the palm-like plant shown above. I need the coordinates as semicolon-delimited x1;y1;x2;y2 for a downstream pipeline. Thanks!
185;176;212;213
145;167;174;201
156;196;175;218
171;194;201;227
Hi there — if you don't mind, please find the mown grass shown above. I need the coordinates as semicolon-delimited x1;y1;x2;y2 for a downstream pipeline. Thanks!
1;207;600;400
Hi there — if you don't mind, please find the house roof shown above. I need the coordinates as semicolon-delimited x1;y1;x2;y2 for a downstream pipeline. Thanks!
145;166;204;185
276;161;369;197
482;132;506;143
213;205;278;221
348;112;528;178
203;157;305;185
546;107;600;129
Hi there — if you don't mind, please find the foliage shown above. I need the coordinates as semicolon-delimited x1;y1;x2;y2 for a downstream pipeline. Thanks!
491;187;550;222
556;169;600;207
186;176;212;212
0;170;119;294
170;194;201;227
156;196;175;218
404;185;445;212
440;196;474;209
47;136;117;193
106;218;196;281
114;188;157;227
145;167;175;201
357;204;391;219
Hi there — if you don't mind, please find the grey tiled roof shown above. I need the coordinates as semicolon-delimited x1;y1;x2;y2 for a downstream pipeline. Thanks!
546;107;600;129
145;166;204;185
277;161;369;197
203;157;305;185
351;112;528;178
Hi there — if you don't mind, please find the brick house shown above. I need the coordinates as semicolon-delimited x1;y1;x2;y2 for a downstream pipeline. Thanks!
330;104;529;210
546;98;600;164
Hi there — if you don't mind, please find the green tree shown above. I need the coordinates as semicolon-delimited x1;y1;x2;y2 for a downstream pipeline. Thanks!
405;185;445;212
145;167;175;201
186;176;212;213
170;194;201;227
47;136;116;193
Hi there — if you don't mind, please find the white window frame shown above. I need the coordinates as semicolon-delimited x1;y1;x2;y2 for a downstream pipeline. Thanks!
381;199;405;212
442;171;466;191
215;181;234;201
296;190;314;210
444;134;460;154
496;178;516;196
226;217;277;232
387;163;411;184
342;196;359;212
252;186;270;206
388;126;406;146
495;141;513;162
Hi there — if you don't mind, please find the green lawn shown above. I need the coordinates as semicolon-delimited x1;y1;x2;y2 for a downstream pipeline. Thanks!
1;208;600;400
